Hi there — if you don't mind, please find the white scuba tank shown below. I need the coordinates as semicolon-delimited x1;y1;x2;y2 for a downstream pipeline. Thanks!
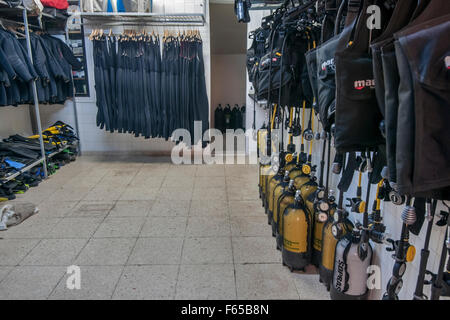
330;228;373;300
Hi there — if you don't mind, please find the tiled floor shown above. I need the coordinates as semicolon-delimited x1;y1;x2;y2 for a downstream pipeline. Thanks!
0;156;330;300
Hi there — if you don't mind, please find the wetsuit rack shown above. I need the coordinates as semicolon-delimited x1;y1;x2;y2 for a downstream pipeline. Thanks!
0;2;81;183
70;0;207;27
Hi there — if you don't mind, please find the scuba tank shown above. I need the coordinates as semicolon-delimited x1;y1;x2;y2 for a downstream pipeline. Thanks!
331;150;375;300
266;159;285;226
271;171;291;236
319;151;353;289
224;104;232;130
240;105;246;130
257;123;270;204
282;189;312;271
330;226;372;300
231;104;241;130
275;179;296;250
214;104;225;133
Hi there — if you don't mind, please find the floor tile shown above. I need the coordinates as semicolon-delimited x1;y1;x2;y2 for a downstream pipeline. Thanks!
75;238;136;266
47;187;91;202
162;176;194;188
47;218;103;239
192;187;226;201
175;264;236;300
49;266;123;300
148;199;190;217
181;237;233;264
0;239;39;266
108;200;153;217
235;264;299;300
186;216;231;237
0;267;13;282
83;186;124;201
113;265;178;299
119;187;160;201
189;200;228;217
0;266;65;299
195;165;225;177
232;237;281;264
194;176;226;188
231;216;269;237
20;239;88;266
129;175;165;188
140;217;187;237
68;201;115;218
292;274;330;300
229;200;264;217
157;188;193;201
128;238;183;265
35;201;79;218
93;217;145;238
0;217;61;239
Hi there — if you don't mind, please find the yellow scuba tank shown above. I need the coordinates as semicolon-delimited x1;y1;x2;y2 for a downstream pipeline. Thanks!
266;167;285;226
257;127;269;204
275;180;296;250
282;189;313;271
270;171;291;236
320;208;353;291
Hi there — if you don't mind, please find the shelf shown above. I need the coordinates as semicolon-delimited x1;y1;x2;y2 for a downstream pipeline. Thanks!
0;158;44;184
70;12;206;26
249;0;284;11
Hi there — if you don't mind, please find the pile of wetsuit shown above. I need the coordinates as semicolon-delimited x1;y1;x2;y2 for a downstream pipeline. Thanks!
91;34;210;145
0;30;82;107
0;121;78;201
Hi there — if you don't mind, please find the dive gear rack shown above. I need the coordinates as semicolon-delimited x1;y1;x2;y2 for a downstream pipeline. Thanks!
0;2;81;184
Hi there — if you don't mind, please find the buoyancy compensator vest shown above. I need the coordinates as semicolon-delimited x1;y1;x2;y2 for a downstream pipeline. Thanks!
282;189;313;271
314;0;347;132
394;1;450;199
334;0;384;152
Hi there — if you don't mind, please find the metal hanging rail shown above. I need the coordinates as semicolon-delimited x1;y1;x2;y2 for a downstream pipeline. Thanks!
249;0;285;11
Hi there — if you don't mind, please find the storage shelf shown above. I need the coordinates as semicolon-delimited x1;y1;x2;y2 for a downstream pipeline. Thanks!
71;12;206;26
249;0;284;11
0;158;44;184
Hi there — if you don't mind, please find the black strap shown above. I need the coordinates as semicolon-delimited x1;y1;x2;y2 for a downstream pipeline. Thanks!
338;152;357;193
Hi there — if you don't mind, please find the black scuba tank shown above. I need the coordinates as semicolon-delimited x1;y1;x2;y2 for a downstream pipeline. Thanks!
282;189;313;271
214;104;225;133
224;104;232;130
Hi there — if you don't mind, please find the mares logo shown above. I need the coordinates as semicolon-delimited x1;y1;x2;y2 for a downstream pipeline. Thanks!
335;260;345;291
321;58;335;71
354;79;375;90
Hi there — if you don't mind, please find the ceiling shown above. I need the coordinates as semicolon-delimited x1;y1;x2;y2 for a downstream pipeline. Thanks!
210;3;247;55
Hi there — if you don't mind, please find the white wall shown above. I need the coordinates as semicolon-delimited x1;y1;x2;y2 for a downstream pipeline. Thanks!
211;54;247;126
245;10;449;300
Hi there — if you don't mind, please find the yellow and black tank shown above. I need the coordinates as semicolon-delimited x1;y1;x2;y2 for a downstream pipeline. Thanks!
319;209;353;291
275;180;296;250
266;167;286;226
307;188;325;267
282;190;313;271
257;128;269;204
270;171;291;236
